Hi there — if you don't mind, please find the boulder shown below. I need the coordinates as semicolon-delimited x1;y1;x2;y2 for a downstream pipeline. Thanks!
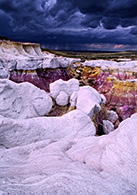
0;79;52;119
56;91;69;106
103;120;114;134
50;79;79;104
76;86;102;118
105;110;119;124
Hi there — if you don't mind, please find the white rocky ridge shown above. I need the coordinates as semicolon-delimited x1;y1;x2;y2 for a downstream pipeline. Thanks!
0;113;136;194
0;109;95;148
66;116;137;187
0;40;71;71
82;59;137;72
1;40;137;74
0;137;136;195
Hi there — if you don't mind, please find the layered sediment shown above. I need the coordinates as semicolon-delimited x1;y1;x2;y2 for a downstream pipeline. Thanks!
70;62;137;120
0;40;72;90
1;39;137;120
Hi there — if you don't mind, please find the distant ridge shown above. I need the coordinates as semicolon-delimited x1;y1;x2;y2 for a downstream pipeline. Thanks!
0;35;12;41
56;50;119;53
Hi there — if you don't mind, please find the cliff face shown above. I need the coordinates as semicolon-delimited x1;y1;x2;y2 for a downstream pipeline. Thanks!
0;40;43;57
0;40;72;90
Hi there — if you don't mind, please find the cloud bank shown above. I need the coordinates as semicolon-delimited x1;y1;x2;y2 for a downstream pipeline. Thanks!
0;0;137;50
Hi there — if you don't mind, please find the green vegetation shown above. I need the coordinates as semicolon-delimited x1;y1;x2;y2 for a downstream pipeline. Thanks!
88;79;94;85
42;48;81;59
42;48;137;61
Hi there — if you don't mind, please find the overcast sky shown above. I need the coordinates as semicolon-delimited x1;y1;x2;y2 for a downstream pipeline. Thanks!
0;0;137;51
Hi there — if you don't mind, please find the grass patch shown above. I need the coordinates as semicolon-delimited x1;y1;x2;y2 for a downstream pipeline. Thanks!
42;48;137;61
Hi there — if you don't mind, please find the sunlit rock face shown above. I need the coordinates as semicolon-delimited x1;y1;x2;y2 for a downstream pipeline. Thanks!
0;40;43;57
70;61;137;121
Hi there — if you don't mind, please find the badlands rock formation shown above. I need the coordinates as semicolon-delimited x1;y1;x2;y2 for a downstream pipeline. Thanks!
1;39;137;121
0;39;137;194
67;115;137;187
0;40;72;91
71;60;137;120
50;79;106;122
0;78;136;194
50;78;79;106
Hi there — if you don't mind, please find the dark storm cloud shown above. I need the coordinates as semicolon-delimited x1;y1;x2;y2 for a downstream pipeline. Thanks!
76;0;137;29
130;26;137;35
0;0;78;31
0;0;137;50
1;0;137;31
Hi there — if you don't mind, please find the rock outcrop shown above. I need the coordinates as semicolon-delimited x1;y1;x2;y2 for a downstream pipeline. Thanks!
0;79;52;119
0;77;136;194
0;40;72;91
50;78;79;106
1;39;137;121
0;40;43;57
0;136;136;195
0;109;95;148
76;86;105;118
49;79;106;121
67;115;137;187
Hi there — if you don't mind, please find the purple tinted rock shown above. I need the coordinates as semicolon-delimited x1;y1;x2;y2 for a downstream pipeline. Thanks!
10;68;72;92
